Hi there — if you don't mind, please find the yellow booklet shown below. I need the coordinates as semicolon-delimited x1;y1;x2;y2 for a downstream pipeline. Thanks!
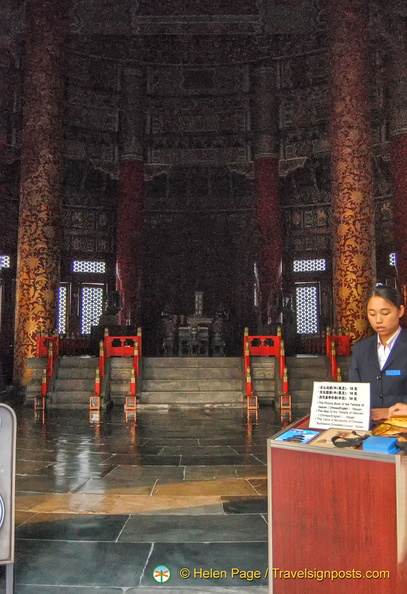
374;417;407;439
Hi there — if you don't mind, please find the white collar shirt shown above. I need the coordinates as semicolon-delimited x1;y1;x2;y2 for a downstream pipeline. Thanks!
377;327;401;371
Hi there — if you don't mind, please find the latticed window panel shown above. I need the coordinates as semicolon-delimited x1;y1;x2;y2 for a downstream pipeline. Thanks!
72;260;106;274
293;259;326;272
296;285;319;334
389;253;396;267
0;255;10;268
80;286;104;334
57;286;68;334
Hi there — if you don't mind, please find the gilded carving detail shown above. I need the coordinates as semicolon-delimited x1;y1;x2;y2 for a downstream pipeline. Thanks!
329;0;375;343
14;1;66;387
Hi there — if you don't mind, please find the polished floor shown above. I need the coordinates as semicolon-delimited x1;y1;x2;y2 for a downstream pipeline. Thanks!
0;404;291;593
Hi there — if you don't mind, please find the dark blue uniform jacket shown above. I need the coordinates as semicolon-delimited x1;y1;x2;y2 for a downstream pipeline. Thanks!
349;328;407;408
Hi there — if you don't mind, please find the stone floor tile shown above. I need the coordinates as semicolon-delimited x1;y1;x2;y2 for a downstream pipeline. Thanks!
15;492;52;512
16;460;55;474
118;514;267;543
184;465;239;481
104;465;185;482
15;510;38;526
234;466;267;479
221;496;268;515
143;542;268;588
108;495;224;515
157;445;237;456
32;462;115;479
15;475;89;494
15;513;129;541
73;477;155;494
26;493;125;514
180;454;263;466
14;540;151;588
151;478;258;497
247;478;268;495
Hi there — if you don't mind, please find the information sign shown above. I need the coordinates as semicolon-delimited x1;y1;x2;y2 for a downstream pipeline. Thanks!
309;381;370;431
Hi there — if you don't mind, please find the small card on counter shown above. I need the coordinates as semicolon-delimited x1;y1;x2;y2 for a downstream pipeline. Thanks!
310;382;370;431
275;428;320;444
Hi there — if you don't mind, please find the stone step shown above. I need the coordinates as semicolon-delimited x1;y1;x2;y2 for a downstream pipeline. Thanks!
250;357;278;367
290;390;314;405
110;358;137;369
110;382;132;395
284;355;328;409
142;378;243;392
253;390;276;398
50;391;94;404
289;378;322;391
251;367;275;380
57;368;98;379
26;381;43;393
58;357;98;368
142;357;242;369
250;358;276;405
141;367;243;380
54;379;95;391
141;391;244;404
250;366;275;377
253;389;275;399
287;367;329;380
286;356;328;368
252;378;275;388
111;368;135;381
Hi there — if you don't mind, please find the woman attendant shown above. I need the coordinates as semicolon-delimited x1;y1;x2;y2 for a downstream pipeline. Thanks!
349;284;407;422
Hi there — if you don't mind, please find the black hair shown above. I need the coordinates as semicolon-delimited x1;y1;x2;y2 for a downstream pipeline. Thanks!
365;284;403;308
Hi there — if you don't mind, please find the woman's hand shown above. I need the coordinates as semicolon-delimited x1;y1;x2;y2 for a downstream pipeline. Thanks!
370;408;389;422
388;403;407;417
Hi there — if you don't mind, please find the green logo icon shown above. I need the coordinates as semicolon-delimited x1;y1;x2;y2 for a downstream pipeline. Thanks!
153;565;171;583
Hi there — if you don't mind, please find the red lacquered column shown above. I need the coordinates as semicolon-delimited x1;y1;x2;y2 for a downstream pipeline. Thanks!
116;66;145;326
253;64;282;327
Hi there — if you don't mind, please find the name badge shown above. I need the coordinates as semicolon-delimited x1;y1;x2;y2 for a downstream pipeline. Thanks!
386;370;401;376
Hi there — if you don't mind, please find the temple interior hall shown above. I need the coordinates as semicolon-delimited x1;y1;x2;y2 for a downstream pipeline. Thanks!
1;0;407;592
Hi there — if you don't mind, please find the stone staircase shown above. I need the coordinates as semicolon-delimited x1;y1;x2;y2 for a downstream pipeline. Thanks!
25;353;350;410
49;357;99;407
46;357;100;408
110;357;134;405
26;356;100;408
286;355;331;414
138;357;245;407
26;356;245;408
250;357;277;406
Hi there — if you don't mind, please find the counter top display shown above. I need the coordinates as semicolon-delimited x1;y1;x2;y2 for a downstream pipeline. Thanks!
267;416;407;593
